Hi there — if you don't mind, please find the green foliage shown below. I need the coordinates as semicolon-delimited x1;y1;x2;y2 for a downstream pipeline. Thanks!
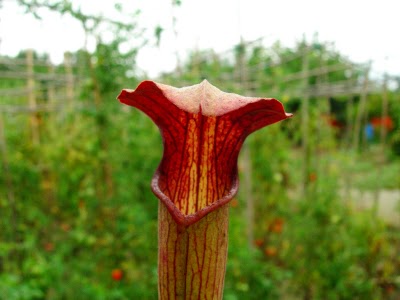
1;31;400;300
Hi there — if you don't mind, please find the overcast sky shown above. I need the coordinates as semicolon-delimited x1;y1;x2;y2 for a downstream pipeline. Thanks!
1;0;399;77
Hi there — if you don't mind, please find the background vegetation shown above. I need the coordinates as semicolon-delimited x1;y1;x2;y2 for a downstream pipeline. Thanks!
1;1;399;299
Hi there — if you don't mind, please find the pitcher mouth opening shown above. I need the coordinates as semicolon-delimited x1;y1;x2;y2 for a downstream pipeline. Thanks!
151;170;239;227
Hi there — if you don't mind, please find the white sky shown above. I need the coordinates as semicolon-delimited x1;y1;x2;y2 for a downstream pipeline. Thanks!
1;0;399;78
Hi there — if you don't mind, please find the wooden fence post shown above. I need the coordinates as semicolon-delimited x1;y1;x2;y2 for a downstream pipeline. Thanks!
236;39;255;250
47;59;56;105
370;74;390;215
85;49;114;200
380;74;389;149
315;56;331;194
343;67;356;149
26;49;40;145
301;45;310;194
353;64;370;151
345;96;354;149
64;52;75;107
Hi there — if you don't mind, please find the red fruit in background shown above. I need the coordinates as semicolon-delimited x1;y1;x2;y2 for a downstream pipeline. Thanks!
60;223;71;232
269;218;284;233
264;246;277;257
370;116;394;130
309;173;317;182
78;200;85;209
254;239;264;248
44;242;54;252
111;269;123;281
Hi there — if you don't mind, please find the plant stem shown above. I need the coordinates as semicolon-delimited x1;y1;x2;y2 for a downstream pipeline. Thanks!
158;202;229;300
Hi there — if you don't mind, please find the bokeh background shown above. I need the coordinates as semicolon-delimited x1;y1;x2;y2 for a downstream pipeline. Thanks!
0;1;399;299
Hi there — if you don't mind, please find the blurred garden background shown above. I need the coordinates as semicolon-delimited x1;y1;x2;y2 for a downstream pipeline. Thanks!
0;0;400;299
